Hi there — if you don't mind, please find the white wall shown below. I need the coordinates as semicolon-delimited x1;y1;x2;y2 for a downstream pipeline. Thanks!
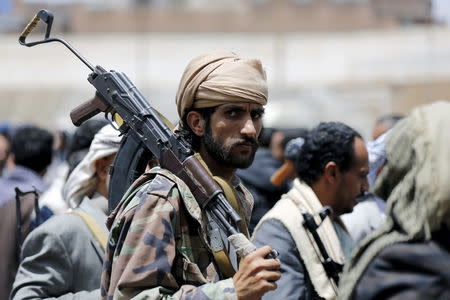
2;26;450;137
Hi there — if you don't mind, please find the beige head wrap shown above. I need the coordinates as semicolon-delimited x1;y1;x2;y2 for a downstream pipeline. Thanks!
339;101;450;299
175;50;268;125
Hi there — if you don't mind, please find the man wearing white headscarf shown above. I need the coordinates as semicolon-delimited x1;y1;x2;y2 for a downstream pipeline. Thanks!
339;101;450;299
101;50;280;300
11;124;121;300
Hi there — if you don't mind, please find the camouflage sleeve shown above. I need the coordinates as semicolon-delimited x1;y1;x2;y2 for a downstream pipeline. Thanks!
106;178;238;300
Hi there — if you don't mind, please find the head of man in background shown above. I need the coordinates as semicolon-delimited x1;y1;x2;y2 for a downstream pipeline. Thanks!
66;119;109;176
11;126;53;177
372;114;404;140
0;125;53;207
297;122;369;216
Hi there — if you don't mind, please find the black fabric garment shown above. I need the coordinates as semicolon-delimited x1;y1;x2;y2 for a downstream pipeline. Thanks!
237;148;289;233
353;226;450;300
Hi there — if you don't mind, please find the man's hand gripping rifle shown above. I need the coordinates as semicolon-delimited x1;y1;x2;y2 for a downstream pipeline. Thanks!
19;9;277;262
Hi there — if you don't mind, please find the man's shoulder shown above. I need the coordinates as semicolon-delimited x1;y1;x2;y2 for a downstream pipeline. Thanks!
253;218;291;242
376;237;450;266
252;198;299;241
26;213;90;239
130;169;183;196
134;168;200;211
122;170;176;200
356;237;450;299
260;197;299;222
144;172;179;198
111;171;182;224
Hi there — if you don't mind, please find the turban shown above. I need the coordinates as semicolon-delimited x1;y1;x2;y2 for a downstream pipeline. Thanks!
175;50;268;124
62;124;122;208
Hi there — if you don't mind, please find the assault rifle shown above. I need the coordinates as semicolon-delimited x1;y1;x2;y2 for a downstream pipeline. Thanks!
19;9;277;261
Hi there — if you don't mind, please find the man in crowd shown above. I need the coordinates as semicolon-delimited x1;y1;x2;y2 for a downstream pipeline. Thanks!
342;113;403;243
101;50;280;300
11;124;121;299
0;125;54;300
38;119;109;215
252;122;369;300
0;126;53;207
339;101;450;299
371;114;404;140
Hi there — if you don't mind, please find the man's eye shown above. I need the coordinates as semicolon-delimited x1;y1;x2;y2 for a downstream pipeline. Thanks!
252;112;263;120
227;110;238;117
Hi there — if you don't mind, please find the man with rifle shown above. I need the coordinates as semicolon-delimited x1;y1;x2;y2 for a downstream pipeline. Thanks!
100;50;280;300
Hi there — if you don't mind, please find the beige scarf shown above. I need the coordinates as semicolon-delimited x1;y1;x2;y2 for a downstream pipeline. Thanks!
253;179;345;299
175;50;268;123
62;125;121;209
339;101;450;299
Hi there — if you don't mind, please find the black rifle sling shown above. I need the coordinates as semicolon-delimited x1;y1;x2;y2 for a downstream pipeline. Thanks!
108;131;153;212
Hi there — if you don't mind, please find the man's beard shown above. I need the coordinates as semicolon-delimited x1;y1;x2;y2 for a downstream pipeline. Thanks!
203;125;259;169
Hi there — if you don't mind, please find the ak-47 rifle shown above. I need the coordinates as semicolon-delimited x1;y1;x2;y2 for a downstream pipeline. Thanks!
19;9;277;260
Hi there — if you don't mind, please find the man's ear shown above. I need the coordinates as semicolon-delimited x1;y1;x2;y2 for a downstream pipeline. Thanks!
95;158;109;182
324;161;338;184
186;111;206;137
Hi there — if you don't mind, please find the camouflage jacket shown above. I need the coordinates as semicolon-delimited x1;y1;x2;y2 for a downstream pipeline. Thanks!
100;167;254;300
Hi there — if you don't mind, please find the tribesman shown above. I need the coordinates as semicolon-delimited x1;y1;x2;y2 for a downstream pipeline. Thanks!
101;50;281;300
252;122;369;300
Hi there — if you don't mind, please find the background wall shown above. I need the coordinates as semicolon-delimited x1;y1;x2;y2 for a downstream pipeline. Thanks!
1;0;449;139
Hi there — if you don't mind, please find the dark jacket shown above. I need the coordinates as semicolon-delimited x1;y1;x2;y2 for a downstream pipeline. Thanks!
0;166;48;300
353;226;450;300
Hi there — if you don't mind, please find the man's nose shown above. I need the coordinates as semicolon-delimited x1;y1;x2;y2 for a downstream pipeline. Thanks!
241;118;257;138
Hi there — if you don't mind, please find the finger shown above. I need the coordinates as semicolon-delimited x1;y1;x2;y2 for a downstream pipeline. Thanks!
265;270;281;282
242;245;273;265
256;257;281;270
256;270;281;282
246;258;281;276
260;280;278;293
253;245;273;258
